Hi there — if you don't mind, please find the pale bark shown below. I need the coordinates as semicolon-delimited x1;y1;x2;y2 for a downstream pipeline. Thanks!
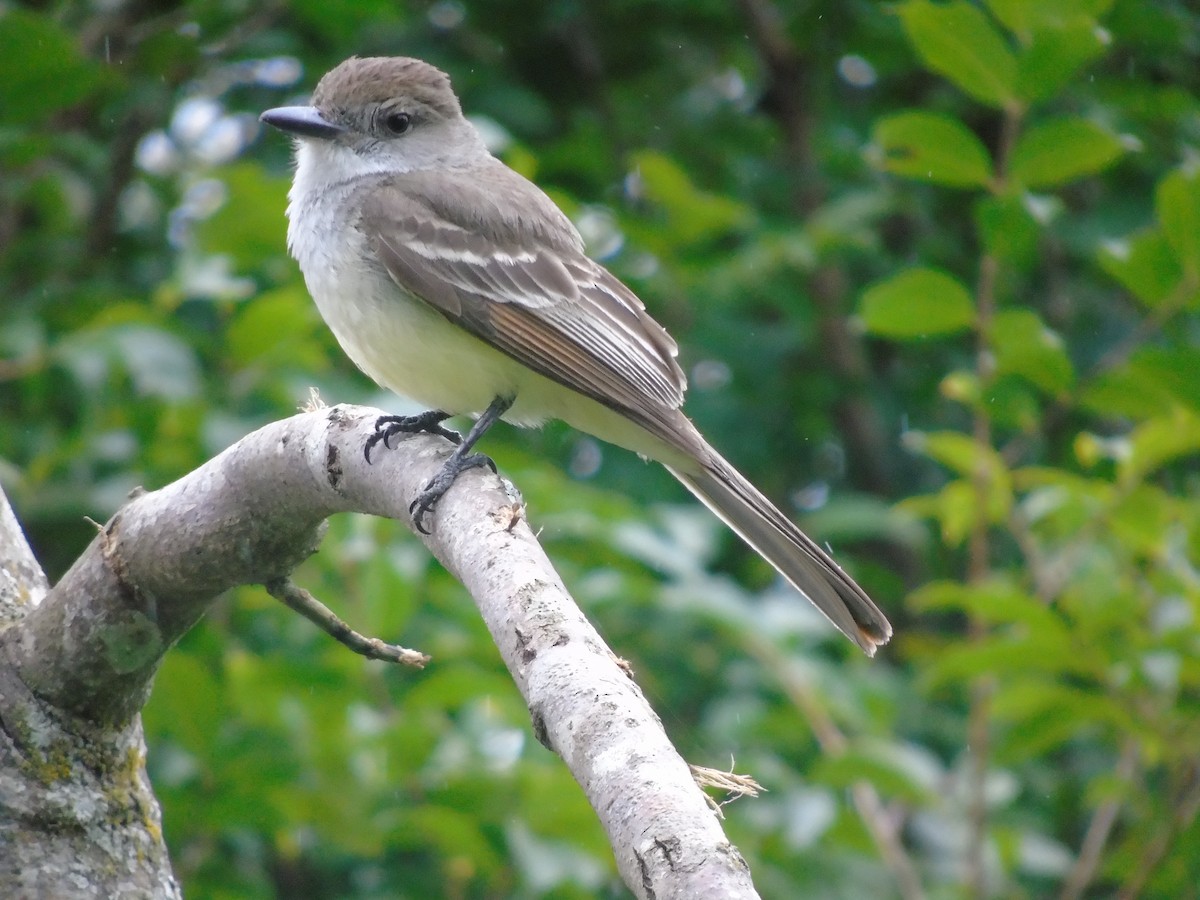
0;404;759;899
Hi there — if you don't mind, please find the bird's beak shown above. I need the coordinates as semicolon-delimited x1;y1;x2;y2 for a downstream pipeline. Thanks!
260;106;345;140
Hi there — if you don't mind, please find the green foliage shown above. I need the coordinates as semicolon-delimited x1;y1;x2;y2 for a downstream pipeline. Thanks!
897;0;1020;108
0;11;110;126
4;0;1200;897
860;2;1200;895
1157;166;1200;282
1008;116;1125;189
859;267;976;337
872;110;995;188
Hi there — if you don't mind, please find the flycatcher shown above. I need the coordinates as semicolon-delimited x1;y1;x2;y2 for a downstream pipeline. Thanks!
261;56;891;655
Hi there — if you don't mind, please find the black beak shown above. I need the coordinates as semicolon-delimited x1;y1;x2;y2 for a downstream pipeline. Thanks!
260;106;345;140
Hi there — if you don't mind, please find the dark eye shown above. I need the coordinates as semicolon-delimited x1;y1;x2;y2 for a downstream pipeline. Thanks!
383;111;411;135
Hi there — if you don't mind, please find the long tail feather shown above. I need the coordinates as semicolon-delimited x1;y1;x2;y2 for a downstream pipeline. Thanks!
667;449;891;656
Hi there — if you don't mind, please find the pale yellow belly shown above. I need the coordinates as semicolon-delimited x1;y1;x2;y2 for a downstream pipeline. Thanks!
307;266;689;467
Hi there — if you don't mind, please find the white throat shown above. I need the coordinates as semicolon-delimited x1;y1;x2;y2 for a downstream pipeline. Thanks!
288;117;489;204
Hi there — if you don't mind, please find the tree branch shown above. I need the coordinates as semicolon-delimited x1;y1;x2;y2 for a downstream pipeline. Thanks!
0;404;760;899
0;488;49;624
0;487;179;898
264;576;430;666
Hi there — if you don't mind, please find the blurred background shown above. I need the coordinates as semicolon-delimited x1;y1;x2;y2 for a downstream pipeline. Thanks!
3;0;1200;896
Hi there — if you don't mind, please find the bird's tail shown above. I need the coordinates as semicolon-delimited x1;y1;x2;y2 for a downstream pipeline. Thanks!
666;448;892;656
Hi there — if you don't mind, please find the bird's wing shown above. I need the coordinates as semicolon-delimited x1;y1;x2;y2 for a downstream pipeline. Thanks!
360;176;687;429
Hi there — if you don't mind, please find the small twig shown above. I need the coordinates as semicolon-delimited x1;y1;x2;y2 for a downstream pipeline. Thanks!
747;633;927;900
1007;505;1056;603
1059;739;1138;900
963;98;1024;897
1118;758;1200;899
265;577;429;667
691;763;765;817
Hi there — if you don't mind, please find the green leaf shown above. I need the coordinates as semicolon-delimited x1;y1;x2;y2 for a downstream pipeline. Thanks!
629;150;752;244
1156;167;1200;279
899;480;976;546
195;162;292;271
1082;348;1200;418
992;309;1075;394
926;629;1098;689
1121;407;1200;485
0;10;109;125
906;431;995;479
858;268;975;339
1099;229;1184;309
985;0;1115;35
1108;484;1179;556
872;111;994;188
897;0;1019;109
987;0;1114;104
1080;370;1170;421
902;432;1013;535
910;578;1069;637
1009;118;1124;189
227;286;324;371
1016;21;1111;103
908;433;1013;508
992;680;1136;759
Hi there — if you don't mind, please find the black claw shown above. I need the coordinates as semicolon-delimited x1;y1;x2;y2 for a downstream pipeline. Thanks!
410;498;433;535
375;395;513;534
364;411;460;464
409;452;496;532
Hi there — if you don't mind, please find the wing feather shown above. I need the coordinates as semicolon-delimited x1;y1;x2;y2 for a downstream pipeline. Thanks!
361;176;686;426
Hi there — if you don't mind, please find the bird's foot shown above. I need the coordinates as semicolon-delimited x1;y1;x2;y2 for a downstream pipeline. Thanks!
410;448;498;534
364;410;460;464
371;395;513;533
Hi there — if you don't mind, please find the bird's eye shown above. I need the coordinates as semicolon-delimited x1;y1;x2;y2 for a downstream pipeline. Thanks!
383;112;412;135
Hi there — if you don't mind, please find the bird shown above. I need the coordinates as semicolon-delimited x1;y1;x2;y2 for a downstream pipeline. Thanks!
260;56;891;655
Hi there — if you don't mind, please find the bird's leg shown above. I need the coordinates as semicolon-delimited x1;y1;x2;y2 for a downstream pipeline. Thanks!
409;395;514;534
364;409;461;464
